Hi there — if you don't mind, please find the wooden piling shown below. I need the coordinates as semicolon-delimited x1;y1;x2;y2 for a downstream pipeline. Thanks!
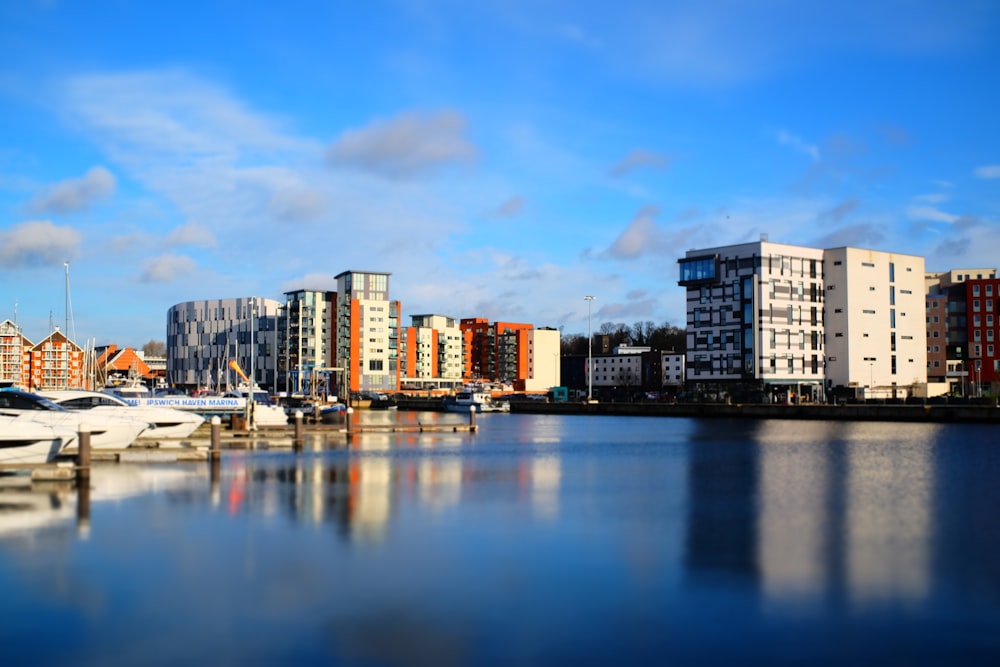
77;427;91;480
76;473;91;537
346;407;354;435
210;416;221;462
294;411;304;450
469;404;477;431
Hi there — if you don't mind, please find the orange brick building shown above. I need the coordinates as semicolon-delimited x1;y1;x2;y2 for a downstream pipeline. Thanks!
459;318;534;383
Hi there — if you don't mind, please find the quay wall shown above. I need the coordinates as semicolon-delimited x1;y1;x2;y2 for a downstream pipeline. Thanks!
506;401;1000;424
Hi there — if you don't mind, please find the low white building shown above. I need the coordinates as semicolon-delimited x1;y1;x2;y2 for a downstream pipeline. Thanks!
661;352;685;386
521;327;561;392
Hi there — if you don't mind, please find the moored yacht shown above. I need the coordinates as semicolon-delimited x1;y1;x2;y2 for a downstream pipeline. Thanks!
225;384;288;427
0;416;76;465
444;390;511;413
0;390;151;450
38;390;205;439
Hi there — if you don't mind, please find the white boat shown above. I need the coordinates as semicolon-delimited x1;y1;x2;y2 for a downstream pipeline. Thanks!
38;390;205;439
102;379;152;401
0;390;151;450
444;390;511;413
0;415;76;465
225;385;288;427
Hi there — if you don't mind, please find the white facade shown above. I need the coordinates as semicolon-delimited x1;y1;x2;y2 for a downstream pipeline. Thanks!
523;328;561;392
283;289;335;394
335;271;399;393
405;314;463;390
824;248;927;397
166;296;282;389
590;351;644;388
679;239;927;399
679;240;826;396
661;352;685;386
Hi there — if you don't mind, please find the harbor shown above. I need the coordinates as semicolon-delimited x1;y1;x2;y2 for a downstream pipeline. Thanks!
2;412;999;664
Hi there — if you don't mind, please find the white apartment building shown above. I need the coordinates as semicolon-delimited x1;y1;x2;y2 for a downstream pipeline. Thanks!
522;327;561;392
403;314;464;391
335;270;399;394
661;352;685;387
166;296;282;390
825;248;927;397
678;239;927;400
282;289;336;395
679;239;826;400
589;345;647;390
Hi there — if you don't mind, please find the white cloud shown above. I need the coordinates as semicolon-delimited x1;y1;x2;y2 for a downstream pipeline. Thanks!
164;221;216;247
907;204;959;224
609;149;670;178
268;188;327;221
0;220;82;267
605;205;664;259
487;196;526;218
326;110;478;180
139;253;197;282
914;193;949;204
974;164;1000;179
777;130;820;162
28;166;116;214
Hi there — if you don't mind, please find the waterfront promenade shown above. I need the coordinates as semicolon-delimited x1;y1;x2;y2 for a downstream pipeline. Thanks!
393;395;1000;423
506;398;1000;423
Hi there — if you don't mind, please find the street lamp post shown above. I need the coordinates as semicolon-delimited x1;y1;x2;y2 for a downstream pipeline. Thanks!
584;295;595;402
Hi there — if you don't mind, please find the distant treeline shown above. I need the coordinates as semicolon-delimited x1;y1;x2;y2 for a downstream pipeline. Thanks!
560;321;685;356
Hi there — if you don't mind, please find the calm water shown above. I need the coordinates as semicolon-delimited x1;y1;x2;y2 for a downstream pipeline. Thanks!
1;411;999;666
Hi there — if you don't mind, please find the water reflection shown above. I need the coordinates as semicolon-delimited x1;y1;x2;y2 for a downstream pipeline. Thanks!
685;419;941;612
1;416;998;664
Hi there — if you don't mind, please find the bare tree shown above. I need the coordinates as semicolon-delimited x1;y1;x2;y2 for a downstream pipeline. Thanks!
142;340;166;357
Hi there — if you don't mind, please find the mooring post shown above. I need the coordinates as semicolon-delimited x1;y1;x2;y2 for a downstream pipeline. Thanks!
469;404;477;431
77;426;91;480
76;472;91;538
312;403;321;424
210;416;221;462
294;410;304;450
346;407;354;435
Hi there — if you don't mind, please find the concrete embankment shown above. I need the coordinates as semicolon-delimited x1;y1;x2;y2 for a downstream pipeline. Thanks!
506;401;1000;424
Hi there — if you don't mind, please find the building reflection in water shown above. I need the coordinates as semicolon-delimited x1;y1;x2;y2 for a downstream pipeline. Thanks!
686;419;937;612
223;420;566;543
842;422;934;609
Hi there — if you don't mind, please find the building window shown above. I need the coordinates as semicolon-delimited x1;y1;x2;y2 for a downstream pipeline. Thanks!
974;300;981;311
973;285;981;297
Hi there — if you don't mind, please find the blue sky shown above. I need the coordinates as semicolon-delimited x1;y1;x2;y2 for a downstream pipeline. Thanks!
1;0;998;348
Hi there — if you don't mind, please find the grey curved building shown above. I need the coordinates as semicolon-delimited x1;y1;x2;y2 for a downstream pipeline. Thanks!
166;296;282;391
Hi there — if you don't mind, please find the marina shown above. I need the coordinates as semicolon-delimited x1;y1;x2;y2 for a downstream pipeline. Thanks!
2;410;999;664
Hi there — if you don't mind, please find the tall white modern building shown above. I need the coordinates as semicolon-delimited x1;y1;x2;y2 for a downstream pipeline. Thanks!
335;270;400;394
824;247;927;398
281;289;336;395
678;239;826;401
166;296;282;390
678;239;927;400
